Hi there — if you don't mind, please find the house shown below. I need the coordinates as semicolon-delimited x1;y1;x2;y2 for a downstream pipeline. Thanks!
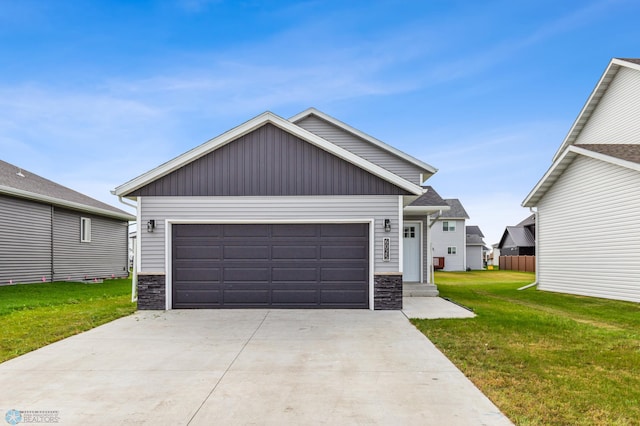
497;214;536;256
523;58;640;303
114;108;451;310
430;199;469;271
465;225;487;270
0;159;135;284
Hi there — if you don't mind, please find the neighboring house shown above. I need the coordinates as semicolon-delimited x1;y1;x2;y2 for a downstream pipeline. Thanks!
0;159;134;284
431;199;469;271
523;58;640;303
114;108;451;310
465;225;487;270
497;214;536;256
490;243;500;266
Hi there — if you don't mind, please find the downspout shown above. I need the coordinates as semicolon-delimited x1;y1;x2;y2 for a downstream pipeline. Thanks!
50;205;54;282
518;207;538;291
426;210;443;284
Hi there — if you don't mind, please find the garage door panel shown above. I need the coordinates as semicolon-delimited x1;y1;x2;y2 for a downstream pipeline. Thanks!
174;224;222;237
173;267;221;281
272;246;317;260
224;245;269;259
174;246;221;260
321;267;368;282
223;289;270;305
172;223;369;308
321;245;368;260
272;267;318;281
223;267;270;281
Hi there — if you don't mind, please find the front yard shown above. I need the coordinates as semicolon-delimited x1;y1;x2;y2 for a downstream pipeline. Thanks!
412;270;640;426
0;278;136;363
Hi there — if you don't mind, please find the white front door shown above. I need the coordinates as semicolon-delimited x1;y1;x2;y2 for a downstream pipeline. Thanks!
403;222;421;282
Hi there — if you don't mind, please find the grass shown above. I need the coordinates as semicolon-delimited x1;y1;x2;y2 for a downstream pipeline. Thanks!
412;270;640;426
0;278;136;363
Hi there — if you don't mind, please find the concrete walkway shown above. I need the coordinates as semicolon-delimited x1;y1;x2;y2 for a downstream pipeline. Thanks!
0;310;510;426
402;297;476;319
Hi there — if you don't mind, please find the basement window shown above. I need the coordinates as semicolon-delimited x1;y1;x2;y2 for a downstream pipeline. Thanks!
81;217;91;243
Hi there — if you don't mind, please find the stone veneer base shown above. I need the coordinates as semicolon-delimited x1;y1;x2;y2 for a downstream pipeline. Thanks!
137;274;166;310
374;273;403;310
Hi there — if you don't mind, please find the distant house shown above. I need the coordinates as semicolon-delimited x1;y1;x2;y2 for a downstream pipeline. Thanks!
431;199;469;271
497;214;536;256
465;225;487;270
0;160;135;284
523;58;640;303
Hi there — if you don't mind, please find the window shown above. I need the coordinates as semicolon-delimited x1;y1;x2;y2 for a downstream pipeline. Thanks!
443;221;456;232
447;246;457;255
404;226;416;238
81;217;91;242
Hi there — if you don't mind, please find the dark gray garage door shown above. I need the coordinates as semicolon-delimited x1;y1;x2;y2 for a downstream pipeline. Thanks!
172;223;369;308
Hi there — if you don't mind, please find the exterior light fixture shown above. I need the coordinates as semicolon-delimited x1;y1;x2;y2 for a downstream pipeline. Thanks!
147;220;155;232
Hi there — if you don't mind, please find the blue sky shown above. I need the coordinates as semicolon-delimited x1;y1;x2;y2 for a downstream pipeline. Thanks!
1;0;639;245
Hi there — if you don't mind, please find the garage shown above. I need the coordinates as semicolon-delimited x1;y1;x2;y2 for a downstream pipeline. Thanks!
171;223;369;308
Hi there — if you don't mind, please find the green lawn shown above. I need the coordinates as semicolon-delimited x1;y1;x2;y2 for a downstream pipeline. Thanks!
0;278;136;363
411;270;640;426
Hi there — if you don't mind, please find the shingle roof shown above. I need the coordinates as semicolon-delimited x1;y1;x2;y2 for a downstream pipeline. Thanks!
516;214;535;227
466;225;484;237
441;199;470;219
0;159;134;220
501;226;535;248
618;58;640;65
574;144;640;164
408;186;448;207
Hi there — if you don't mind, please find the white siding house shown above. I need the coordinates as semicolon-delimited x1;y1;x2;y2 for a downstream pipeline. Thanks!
431;199;469;271
523;58;640;303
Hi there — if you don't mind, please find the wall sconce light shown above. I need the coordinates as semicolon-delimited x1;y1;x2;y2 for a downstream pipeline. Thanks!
147;220;156;233
384;219;391;232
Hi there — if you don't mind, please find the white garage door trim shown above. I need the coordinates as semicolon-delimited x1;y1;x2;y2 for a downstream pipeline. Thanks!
164;218;376;310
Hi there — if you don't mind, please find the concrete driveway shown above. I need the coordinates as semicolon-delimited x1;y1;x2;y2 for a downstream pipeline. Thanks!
0;310;511;425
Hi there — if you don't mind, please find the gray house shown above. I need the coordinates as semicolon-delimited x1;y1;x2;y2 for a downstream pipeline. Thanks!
114;108;451;310
0;160;134;284
497;215;536;256
465;225;487;270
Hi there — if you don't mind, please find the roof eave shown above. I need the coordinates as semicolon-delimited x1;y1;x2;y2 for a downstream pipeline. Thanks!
0;186;135;221
403;205;451;214
115;111;424;197
289;108;438;175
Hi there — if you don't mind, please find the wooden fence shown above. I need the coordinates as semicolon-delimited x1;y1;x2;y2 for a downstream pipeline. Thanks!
499;255;535;272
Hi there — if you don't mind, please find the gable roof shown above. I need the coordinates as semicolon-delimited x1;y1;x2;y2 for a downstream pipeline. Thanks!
0;159;134;221
516;214;535;227
466;225;484;237
523;144;640;207
114;111;424;197
498;226;535;249
289;108;437;176
466;225;486;246
575;144;640;164
403;185;451;214
551;58;640;163
439;199;470;219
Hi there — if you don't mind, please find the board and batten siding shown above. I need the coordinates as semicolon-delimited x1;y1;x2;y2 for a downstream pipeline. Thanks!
537;155;640;302
0;195;52;284
574;67;640;146
139;195;401;274
295;115;426;186
52;208;129;281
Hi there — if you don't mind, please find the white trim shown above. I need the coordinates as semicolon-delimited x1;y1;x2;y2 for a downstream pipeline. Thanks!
398;196;403;274
403;205;450;214
289;108;438;175
523;144;640;207
164;218;377;311
0;185;134;221
136;197;142;274
551;58;640;163
114;111;423;197
80;217;91;243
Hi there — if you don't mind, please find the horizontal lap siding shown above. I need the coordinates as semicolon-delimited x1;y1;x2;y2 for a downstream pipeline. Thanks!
538;156;640;302
140;196;400;274
296;115;425;185
575;67;640;146
0;195;52;284
53;208;129;281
